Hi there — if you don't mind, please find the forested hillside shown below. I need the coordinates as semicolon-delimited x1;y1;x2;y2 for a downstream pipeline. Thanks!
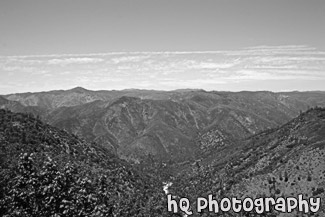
3;89;325;163
1;89;325;216
170;107;325;216
0;109;172;216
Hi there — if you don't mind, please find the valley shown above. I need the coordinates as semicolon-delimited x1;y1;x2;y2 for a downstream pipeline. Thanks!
2;88;325;164
1;88;325;216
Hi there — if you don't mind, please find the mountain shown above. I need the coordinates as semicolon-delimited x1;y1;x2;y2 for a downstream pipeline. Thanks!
6;88;325;113
4;87;111;110
1;87;325;216
229;107;325;215
0;109;170;216
2;88;325;163
0;96;27;112
46;96;202;163
3;87;183;111
170;107;325;216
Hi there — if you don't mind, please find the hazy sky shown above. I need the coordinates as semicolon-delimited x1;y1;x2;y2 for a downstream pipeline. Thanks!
1;0;325;93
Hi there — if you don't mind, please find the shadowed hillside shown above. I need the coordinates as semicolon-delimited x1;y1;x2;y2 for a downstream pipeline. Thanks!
0;109;173;217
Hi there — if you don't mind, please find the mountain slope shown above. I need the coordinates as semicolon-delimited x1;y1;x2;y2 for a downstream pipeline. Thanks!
3;88;325;163
170;107;325;216
4;87;182;111
47;97;202;163
45;91;325;163
0;96;46;117
0;109;170;216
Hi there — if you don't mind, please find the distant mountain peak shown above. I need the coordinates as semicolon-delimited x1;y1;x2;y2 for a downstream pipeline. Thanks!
68;86;89;93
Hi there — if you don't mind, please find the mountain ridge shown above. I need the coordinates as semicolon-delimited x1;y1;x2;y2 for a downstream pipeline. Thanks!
2;88;325;163
1;87;325;216
170;107;325;216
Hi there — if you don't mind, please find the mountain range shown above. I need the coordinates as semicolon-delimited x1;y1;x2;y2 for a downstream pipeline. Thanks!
1;87;325;216
2;88;325;164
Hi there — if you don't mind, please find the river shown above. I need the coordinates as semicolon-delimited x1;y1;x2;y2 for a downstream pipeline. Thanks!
162;182;188;217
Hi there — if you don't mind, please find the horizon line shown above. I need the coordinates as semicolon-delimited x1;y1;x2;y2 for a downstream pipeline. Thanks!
2;86;325;96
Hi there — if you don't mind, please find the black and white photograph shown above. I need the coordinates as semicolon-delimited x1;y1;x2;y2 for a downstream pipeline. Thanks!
1;0;325;216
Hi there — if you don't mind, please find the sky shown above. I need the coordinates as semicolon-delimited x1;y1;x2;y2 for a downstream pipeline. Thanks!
0;0;325;94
